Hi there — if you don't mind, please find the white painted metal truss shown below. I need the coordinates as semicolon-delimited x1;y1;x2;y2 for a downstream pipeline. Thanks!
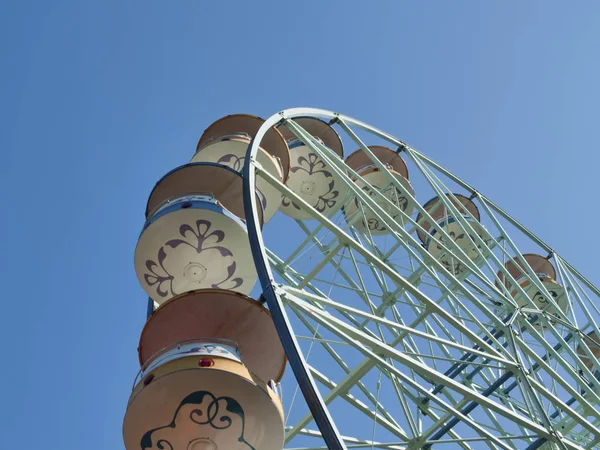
243;108;600;450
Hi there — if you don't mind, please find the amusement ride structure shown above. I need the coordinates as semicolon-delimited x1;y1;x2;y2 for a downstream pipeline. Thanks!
123;108;600;450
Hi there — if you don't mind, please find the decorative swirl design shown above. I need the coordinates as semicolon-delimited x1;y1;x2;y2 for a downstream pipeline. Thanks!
356;183;408;232
140;390;255;450
435;229;475;276
530;287;562;322
144;219;243;298
282;152;339;213
156;440;173;450
366;217;381;231
218;153;244;172
532;289;557;306
218;153;267;212
144;247;174;298
431;219;491;276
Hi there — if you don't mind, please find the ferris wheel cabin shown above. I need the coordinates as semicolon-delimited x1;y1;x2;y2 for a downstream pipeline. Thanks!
123;289;285;450
191;114;290;222
134;163;262;305
495;253;567;324
577;331;600;375
343;145;414;235
416;194;487;276
277;117;346;220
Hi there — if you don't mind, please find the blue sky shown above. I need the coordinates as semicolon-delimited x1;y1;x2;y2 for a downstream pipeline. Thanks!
1;1;600;449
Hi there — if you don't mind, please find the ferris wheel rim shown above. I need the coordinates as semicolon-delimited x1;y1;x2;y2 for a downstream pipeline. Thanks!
243;108;351;450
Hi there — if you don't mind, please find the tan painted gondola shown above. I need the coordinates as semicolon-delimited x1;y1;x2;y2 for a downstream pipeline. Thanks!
277;117;346;220
575;331;600;403
123;338;284;450
191;114;290;223
135;164;259;305
577;331;600;372
343;146;414;235
138;289;287;383
416;194;488;276
496;254;566;325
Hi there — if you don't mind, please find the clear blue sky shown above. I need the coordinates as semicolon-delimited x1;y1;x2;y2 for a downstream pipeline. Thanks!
1;1;599;448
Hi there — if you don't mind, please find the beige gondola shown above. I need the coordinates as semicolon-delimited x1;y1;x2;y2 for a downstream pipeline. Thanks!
416;194;488;276
138;289;287;383
123;337;284;450
343;146;414;235
575;331;600;404
577;331;600;372
277;118;346;220
135;163;261;305
496;254;567;324
191;114;290;223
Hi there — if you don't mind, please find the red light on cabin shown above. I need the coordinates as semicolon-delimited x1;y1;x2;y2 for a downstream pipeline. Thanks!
198;358;214;368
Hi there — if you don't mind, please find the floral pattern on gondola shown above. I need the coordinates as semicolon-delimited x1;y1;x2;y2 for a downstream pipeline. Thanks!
218;153;244;172
354;183;408;233
526;285;564;325
531;288;558;308
434;230;478;276
431;222;492;276
140;390;255;450
144;219;243;298
281;152;339;213
217;153;268;212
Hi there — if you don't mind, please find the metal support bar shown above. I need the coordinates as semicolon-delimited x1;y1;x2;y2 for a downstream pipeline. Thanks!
243;112;348;450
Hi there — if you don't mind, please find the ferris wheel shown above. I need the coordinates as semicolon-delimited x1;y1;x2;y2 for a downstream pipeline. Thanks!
122;108;600;450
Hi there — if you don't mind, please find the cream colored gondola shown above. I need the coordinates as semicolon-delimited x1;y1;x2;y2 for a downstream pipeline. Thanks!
277;118;345;220
123;289;286;450
343;146;414;235
577;331;600;376
496;254;567;326
416;194;488;276
123;338;284;450
191;114;290;223
575;331;600;403
134;163;262;305
138;289;287;383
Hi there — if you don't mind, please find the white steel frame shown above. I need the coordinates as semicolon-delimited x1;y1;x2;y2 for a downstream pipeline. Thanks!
242;108;600;450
